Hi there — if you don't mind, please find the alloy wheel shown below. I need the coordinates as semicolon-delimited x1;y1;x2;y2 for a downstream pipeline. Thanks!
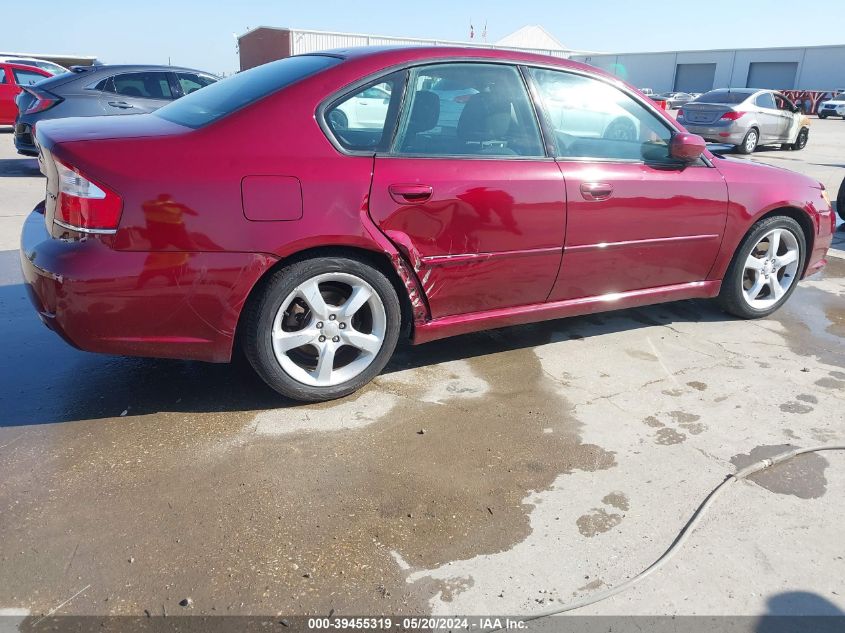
271;272;387;387
744;130;758;152
741;228;800;310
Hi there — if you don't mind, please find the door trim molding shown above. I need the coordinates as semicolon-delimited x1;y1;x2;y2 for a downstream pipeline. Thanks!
421;246;562;267
566;233;720;253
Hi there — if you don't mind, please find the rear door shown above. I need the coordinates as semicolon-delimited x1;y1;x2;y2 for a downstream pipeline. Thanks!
99;71;175;114
334;62;567;319
753;92;780;141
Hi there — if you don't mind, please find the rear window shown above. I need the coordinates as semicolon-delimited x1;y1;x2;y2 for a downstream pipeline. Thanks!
154;55;341;128
694;90;752;104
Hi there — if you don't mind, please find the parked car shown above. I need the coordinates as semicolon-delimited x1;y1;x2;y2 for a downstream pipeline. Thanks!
0;56;68;76
656;92;693;109
678;89;809;154
21;47;834;402
640;88;654;96
818;92;845;119
0;62;52;125
13;64;218;156
838;176;845;222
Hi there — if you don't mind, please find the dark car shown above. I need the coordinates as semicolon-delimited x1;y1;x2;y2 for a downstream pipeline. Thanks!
13;64;218;155
21;47;834;402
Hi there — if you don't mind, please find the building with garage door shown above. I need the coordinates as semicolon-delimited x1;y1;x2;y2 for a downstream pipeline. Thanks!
569;44;845;94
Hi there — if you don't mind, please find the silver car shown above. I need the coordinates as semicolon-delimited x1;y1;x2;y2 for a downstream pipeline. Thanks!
678;89;810;154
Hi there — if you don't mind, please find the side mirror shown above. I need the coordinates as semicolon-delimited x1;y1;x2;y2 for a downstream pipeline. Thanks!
669;133;706;163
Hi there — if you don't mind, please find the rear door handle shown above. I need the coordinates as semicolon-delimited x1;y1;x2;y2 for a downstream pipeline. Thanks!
108;101;134;109
388;184;433;204
580;182;613;201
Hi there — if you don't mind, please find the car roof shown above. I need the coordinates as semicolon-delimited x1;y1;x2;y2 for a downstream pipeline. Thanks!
306;45;610;78
68;64;216;74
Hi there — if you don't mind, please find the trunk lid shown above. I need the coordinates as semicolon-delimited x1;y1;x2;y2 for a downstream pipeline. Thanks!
34;113;187;144
681;103;736;125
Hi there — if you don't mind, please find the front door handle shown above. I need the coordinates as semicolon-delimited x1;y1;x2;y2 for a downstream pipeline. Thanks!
580;182;613;201
388;184;433;204
108;101;134;109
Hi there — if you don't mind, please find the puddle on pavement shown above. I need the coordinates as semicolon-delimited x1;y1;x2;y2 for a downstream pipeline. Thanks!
775;258;845;371
731;444;829;499
0;331;615;616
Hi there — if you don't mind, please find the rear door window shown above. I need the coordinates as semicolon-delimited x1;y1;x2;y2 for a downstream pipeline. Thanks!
755;92;776;109
111;72;173;99
393;63;544;157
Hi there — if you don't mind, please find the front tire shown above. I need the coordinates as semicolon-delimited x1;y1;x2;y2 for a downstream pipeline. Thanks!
717;216;805;319
790;127;809;150
837;176;845;222
243;256;401;402
736;128;758;154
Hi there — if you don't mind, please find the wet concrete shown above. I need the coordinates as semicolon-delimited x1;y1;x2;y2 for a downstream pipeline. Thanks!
731;445;830;500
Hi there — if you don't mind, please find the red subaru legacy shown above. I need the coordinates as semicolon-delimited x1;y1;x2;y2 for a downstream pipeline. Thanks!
21;47;834;401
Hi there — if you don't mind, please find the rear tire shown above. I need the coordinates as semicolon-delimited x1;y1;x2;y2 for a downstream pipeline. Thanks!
243;256;401;402
837;176;845;222
736;128;758;154
717;215;805;319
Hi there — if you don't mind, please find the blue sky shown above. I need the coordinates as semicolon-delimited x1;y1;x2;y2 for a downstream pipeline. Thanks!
7;0;845;75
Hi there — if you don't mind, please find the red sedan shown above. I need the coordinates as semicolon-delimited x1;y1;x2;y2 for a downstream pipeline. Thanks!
0;62;52;125
21;47;835;401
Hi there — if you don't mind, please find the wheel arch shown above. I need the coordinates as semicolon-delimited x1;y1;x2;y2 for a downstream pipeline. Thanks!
739;206;815;276
233;244;422;358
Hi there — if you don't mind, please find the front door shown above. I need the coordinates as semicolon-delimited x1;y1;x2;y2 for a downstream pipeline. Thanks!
366;62;567;318
527;67;728;302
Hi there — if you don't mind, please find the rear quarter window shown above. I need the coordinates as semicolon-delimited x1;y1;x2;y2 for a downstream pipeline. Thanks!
154;55;341;128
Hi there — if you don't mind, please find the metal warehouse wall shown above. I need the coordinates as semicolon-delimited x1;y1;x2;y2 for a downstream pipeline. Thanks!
572;45;845;92
239;27;575;71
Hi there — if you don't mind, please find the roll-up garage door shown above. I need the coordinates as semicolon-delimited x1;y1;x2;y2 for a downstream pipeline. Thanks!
746;62;798;89
673;64;716;92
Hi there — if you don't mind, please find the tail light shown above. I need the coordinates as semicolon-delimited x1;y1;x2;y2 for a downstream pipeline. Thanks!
454;94;472;103
53;160;122;233
676;108;684;118
720;111;746;121
21;87;63;115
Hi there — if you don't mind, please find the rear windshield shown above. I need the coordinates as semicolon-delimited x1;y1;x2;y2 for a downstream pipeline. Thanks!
694;90;752;104
154;55;341;128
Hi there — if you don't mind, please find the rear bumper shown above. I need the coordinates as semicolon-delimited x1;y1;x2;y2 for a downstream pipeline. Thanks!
13;121;37;156
20;206;277;362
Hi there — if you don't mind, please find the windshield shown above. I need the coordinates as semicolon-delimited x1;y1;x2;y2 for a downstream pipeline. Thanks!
694;90;752;105
154;55;341;128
